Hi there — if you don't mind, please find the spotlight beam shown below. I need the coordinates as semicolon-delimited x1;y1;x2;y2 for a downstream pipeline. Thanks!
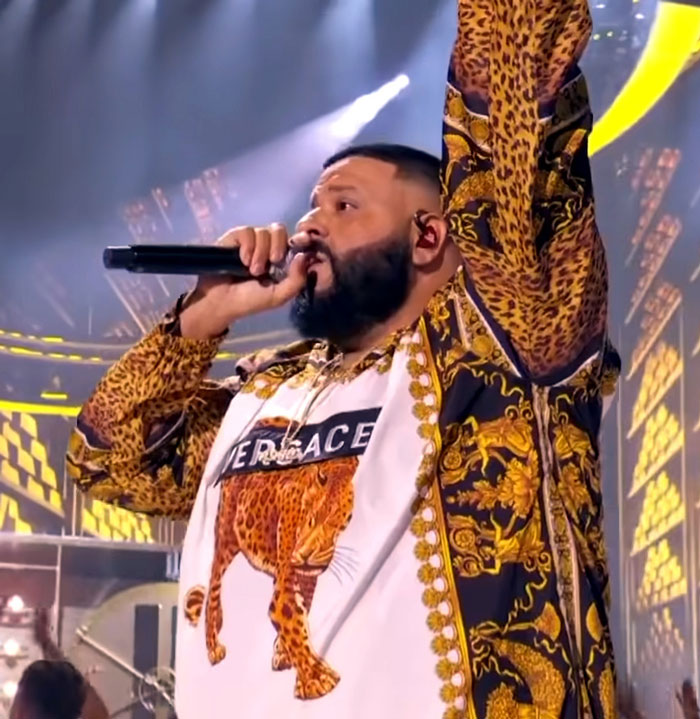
188;74;412;227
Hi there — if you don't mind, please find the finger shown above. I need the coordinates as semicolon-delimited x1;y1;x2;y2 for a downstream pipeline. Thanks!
289;230;312;249
269;223;289;264
232;227;256;266
216;226;247;248
269;252;308;307
250;228;271;277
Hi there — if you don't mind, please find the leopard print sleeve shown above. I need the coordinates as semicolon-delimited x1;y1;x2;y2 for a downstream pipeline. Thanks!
66;324;239;519
443;0;609;379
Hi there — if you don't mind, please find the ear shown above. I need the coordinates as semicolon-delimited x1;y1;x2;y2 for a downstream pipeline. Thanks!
411;210;449;269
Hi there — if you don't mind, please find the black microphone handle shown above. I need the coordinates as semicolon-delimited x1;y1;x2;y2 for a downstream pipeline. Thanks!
103;244;285;282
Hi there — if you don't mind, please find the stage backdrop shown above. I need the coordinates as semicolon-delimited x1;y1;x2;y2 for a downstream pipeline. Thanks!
0;0;699;717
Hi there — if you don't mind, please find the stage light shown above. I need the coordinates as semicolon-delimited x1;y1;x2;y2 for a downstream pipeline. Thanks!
131;71;414;232
7;596;24;614
330;74;411;142
315;0;375;83
0;0;33;57
1;680;17;699
635;13;645;20
3;638;20;658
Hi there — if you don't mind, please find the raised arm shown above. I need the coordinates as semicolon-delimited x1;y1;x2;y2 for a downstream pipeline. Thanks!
66;320;236;519
443;0;608;379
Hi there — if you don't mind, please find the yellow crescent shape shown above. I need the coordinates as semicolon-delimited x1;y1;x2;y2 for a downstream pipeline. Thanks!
589;1;700;156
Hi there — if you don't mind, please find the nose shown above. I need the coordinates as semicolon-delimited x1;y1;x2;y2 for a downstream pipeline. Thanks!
293;209;328;247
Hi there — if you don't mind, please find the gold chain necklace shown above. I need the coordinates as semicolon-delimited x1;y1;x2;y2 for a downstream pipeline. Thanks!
266;354;343;465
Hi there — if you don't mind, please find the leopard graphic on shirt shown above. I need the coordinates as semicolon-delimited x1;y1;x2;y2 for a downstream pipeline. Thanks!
184;410;379;700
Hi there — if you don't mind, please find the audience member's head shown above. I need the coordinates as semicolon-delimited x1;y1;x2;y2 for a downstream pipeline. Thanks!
10;660;86;719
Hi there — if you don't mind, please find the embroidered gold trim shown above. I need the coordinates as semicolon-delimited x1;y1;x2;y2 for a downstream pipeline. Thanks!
287;335;399;389
407;319;477;719
534;386;582;664
241;334;399;399
241;363;300;399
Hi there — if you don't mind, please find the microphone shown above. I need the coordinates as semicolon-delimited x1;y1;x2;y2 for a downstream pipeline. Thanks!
103;245;286;282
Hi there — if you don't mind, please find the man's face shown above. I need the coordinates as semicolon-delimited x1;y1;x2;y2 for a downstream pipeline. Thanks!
290;157;420;347
295;156;413;294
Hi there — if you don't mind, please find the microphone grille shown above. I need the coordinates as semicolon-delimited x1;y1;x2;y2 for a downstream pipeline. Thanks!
103;246;133;269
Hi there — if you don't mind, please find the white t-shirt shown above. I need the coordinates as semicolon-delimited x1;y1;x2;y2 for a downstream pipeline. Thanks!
175;335;444;719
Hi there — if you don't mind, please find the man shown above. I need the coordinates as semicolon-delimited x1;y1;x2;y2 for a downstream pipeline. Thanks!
67;2;620;718
10;661;85;719
31;610;109;719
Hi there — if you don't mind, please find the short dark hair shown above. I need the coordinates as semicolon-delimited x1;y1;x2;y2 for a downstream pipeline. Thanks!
323;143;440;193
18;660;86;719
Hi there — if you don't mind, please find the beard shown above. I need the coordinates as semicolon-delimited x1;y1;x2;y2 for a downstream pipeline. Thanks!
289;233;413;350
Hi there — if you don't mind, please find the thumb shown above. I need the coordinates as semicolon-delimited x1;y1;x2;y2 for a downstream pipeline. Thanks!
269;253;309;306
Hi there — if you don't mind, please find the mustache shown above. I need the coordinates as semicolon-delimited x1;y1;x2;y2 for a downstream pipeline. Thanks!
285;240;331;304
288;239;333;263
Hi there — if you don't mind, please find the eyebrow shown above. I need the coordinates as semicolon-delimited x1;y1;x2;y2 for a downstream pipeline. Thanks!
309;183;359;208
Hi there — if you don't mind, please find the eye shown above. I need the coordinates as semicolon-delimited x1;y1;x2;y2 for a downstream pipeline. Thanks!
336;200;355;212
